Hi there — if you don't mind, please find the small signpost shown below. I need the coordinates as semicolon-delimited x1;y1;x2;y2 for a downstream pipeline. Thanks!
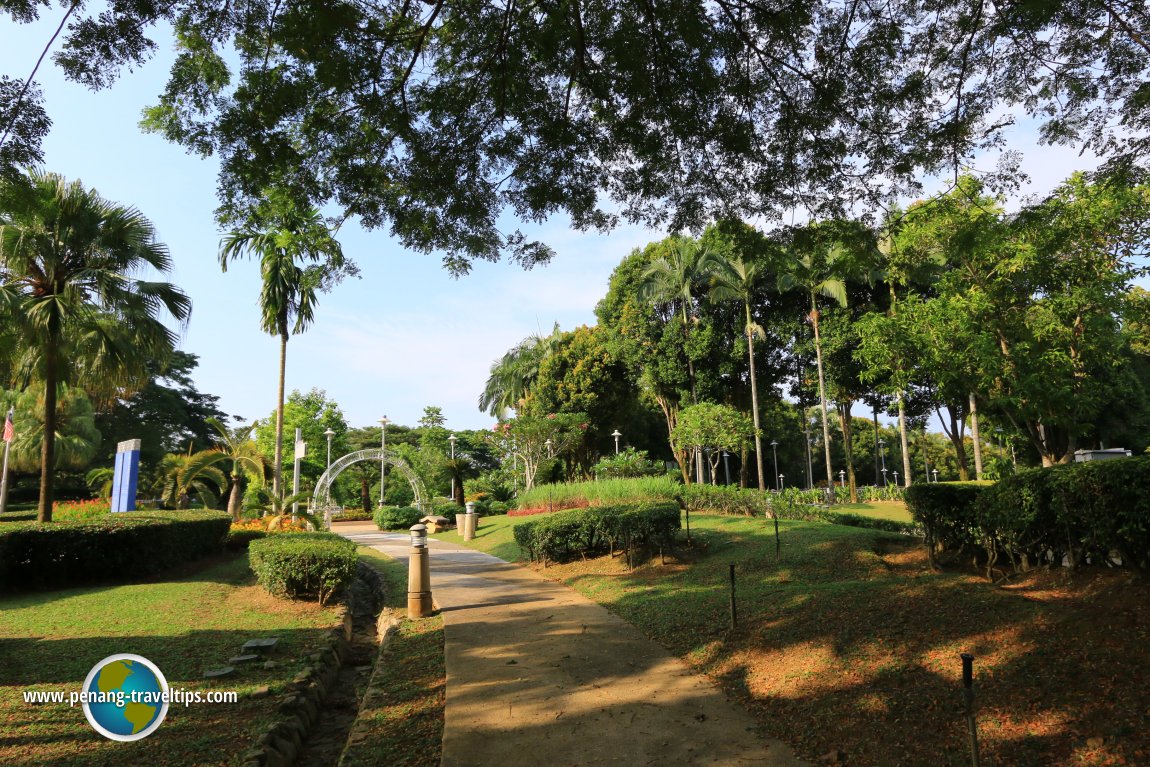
111;439;142;512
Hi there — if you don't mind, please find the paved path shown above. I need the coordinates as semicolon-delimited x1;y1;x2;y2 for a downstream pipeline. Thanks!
336;522;806;767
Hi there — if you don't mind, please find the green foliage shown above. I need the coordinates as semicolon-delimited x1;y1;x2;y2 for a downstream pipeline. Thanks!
224;528;267;551
904;482;986;567
511;503;681;565
4;384;101;472
373;505;423;531
484;412;588;490
247;532;358;604
0;510;230;590
591;448;665;479
516;476;682;510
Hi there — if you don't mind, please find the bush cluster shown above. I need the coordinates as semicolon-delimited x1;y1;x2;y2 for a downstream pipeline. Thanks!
511;502;681;566
248;532;358;604
0;510;230;590
591;448;666;479
905;456;1150;575
373;505;424;530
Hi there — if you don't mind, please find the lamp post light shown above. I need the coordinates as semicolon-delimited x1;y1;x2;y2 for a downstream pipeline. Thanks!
770;440;779;491
882;467;889;487
893;470;900;487
611;429;622;455
932;468;939;483
324;428;335;470
378;416;389;506
545;438;553;458
778;474;785;491
722;451;731;485
448;433;457;459
878;437;888;484
838;469;845;487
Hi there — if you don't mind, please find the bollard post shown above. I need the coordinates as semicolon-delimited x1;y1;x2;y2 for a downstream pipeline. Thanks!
463;501;477;541
961;653;981;767
407;524;432;618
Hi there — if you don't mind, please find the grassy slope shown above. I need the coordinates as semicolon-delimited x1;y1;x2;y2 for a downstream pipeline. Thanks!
0;553;344;766
439;513;1149;767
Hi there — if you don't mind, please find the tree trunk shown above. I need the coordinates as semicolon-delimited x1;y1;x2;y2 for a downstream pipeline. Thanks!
228;474;243;522
872;403;880;485
745;302;766;491
938;402;970;480
898;393;912;486
37;336;59;523
969;392;983;480
656;394;690;484
273;332;288;501
810;300;834;493
837;401;858;502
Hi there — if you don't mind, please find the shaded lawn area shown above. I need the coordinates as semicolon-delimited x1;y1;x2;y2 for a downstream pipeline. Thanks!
833;500;913;522
441;513;1149;767
0;552;345;766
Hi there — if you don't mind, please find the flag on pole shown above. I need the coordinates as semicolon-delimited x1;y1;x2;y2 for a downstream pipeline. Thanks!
2;409;12;443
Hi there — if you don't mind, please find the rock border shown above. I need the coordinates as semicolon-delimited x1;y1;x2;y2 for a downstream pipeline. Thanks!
239;561;386;767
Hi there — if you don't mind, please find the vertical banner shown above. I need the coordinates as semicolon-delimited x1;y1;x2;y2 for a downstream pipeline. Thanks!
110;439;142;513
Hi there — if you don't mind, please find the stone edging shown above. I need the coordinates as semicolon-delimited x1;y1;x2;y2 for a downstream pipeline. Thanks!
239;561;386;767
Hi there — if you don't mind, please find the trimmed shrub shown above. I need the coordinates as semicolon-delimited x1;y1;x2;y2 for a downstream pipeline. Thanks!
904;483;985;567
512;502;681;566
225;528;267;551
248;532;358;604
373;505;423;531
0;510;230;590
334;510;373;522
429;499;463;518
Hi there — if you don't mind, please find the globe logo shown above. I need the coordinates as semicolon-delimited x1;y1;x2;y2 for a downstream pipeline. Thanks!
81;654;170;741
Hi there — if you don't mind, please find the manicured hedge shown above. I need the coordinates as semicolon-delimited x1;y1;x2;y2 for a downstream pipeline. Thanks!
0;510;231;590
512;502;681;566
904;482;985;566
905;458;1150;575
248;532;358;604
373;505;424;530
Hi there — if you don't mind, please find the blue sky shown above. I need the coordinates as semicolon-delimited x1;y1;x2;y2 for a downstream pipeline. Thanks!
0;15;1104;434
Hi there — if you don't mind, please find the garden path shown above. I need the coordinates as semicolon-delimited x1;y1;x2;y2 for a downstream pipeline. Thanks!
336;522;807;767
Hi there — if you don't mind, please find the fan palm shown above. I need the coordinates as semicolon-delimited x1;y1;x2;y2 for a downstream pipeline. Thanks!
779;246;849;497
207;417;267;521
158;448;228;509
709;254;769;490
0;171;191;521
219;195;345;500
8;383;101;473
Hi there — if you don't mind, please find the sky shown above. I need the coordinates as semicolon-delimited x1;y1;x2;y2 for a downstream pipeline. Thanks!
0;15;1106;435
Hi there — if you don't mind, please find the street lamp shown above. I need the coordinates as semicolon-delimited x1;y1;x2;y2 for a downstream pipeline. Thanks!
722;451;731;485
778;474;785;490
545;438;553;458
838;469;845;487
378;416;389;506
611;429;622;455
893;470;900;487
448;433;457;459
878;437;888;484
932;468;939;483
324;428;335;470
770;440;779;491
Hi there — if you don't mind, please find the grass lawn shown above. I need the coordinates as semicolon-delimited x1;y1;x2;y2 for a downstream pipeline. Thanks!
0;551;347;766
439;512;1149;767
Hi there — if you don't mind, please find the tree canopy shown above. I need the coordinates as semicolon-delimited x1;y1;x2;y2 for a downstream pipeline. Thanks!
2;1;1148;271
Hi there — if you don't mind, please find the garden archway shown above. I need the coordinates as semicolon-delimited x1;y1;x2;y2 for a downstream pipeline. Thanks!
311;448;429;528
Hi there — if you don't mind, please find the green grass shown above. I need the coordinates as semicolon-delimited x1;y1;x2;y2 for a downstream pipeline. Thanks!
0;551;348;766
432;514;524;562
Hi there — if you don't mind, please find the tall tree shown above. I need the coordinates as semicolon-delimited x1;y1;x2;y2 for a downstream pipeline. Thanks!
778;227;854;495
0;171;190;521
219;192;350;499
207;417;266;521
478;324;566;417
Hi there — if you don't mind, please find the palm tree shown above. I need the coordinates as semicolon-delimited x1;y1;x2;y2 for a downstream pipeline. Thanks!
779;243;849;498
8;383;101;473
207;417;267;521
479;323;566;417
158;448;228;509
0;171;191;521
638;237;720;483
219;195;345;500
709;254;769;490
637;237;719;404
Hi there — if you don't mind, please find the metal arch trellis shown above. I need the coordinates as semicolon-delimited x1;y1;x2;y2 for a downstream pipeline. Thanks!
312;448;429;528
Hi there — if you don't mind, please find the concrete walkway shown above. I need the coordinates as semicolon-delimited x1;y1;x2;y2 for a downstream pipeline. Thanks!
336;522;806;767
